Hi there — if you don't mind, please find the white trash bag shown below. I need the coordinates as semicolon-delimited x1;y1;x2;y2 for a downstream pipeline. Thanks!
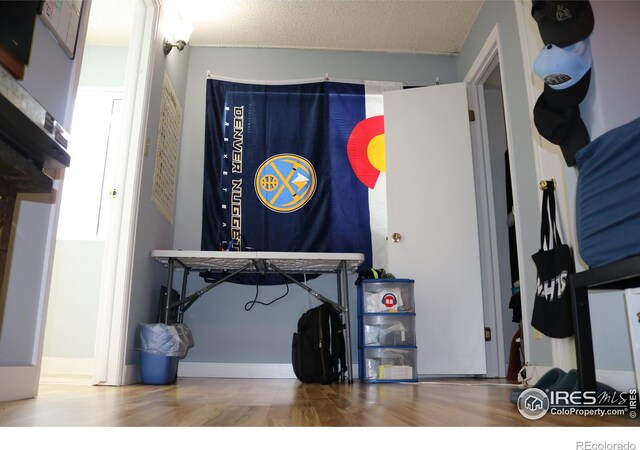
136;323;194;358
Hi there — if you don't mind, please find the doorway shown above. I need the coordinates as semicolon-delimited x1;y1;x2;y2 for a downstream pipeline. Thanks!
464;29;524;380
40;1;134;384
41;90;125;383
480;63;522;379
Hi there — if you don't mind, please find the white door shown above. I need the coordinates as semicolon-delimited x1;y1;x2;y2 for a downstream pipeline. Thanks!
384;82;487;375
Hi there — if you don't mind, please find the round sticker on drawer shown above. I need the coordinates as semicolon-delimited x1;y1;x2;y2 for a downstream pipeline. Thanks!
365;286;404;312
382;292;398;309
376;287;403;311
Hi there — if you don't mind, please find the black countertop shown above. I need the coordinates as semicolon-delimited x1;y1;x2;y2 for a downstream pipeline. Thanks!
0;94;70;171
0;65;70;194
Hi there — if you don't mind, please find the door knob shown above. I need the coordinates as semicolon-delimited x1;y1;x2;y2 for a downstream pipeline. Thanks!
391;232;402;242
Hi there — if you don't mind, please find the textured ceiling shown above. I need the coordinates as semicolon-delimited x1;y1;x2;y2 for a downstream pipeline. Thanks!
86;0;484;56
85;0;134;46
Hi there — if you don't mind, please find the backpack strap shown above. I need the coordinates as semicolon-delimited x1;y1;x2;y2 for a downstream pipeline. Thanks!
327;304;347;378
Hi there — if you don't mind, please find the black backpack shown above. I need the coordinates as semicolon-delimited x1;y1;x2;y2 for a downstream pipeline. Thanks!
291;303;346;384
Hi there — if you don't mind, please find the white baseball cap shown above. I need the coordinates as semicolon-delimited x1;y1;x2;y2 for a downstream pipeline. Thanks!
533;39;592;90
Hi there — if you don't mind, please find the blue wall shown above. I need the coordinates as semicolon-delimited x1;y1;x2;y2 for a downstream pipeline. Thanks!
173;47;458;366
0;16;81;367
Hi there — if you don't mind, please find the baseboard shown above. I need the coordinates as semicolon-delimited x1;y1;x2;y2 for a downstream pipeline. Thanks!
74;360;639;390
0;366;38;402
520;364;553;386
178;362;297;378
517;365;636;391
123;363;141;385
177;362;360;379
41;357;93;376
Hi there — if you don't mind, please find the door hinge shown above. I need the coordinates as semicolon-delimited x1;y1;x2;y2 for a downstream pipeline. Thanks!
468;110;476;122
109;188;117;199
484;327;492;342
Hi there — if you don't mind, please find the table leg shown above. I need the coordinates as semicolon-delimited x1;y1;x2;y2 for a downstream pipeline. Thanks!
570;280;597;392
340;261;354;383
164;258;175;324
178;268;189;323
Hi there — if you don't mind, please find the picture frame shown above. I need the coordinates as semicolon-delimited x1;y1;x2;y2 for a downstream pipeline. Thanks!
39;0;84;59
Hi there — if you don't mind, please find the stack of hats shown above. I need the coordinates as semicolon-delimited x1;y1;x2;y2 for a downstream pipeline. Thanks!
531;1;594;167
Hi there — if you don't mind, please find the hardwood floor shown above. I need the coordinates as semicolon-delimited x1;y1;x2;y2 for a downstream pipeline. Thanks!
0;377;636;427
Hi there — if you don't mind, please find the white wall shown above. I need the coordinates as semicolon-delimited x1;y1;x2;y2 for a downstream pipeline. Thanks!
581;2;640;139
78;46;129;88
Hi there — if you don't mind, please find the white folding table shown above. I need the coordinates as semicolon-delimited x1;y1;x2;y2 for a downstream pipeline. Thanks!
150;250;364;382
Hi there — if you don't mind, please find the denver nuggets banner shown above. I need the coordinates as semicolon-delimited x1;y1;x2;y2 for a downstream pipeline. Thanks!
202;77;398;284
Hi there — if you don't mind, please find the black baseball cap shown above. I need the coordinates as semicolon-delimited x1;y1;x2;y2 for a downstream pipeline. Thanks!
532;1;594;47
533;93;590;166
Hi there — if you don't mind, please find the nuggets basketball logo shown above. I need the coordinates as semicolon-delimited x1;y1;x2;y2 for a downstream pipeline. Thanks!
382;292;398;308
255;153;317;213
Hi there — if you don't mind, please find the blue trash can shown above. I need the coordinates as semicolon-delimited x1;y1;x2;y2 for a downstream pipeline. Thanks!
139;350;179;385
136;322;193;385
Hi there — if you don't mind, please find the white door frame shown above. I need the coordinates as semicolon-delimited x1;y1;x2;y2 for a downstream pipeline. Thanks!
92;0;160;386
513;0;577;372
463;24;529;377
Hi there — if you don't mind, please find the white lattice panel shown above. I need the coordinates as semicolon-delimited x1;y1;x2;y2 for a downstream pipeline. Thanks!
152;73;182;223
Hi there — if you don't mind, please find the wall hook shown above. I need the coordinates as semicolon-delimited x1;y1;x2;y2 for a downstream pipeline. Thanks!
539;179;557;191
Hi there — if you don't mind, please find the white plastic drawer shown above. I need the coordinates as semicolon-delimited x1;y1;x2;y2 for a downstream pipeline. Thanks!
362;315;416;347
360;279;415;313
362;348;417;381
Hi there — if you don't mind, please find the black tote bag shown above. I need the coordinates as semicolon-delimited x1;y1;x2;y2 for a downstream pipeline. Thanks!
531;183;575;338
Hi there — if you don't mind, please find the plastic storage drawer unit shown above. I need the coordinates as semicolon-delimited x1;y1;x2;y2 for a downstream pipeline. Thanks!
358;278;417;383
